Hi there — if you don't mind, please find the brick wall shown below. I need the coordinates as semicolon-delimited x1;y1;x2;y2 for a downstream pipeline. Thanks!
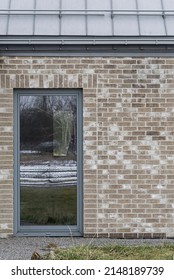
0;56;174;238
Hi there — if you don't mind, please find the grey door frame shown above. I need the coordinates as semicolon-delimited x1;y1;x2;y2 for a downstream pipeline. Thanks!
14;89;83;236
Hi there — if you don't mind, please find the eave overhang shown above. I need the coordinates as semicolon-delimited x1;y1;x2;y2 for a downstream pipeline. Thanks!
1;36;174;45
0;36;174;56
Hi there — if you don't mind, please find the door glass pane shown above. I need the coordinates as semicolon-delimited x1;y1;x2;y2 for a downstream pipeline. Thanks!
19;95;77;226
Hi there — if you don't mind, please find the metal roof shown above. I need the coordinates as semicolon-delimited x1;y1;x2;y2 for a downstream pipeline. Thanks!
0;0;174;37
1;0;174;56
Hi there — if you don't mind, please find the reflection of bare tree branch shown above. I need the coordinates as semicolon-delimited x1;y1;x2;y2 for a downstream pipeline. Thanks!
20;95;77;153
20;95;77;113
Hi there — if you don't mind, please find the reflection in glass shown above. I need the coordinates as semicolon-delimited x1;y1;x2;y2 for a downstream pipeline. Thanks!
20;95;77;226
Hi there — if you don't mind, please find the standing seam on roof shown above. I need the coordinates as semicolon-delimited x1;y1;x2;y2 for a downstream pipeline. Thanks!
160;0;168;36
6;0;11;36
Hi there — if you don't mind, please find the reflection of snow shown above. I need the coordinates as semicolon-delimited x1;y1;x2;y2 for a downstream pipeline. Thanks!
20;160;77;187
20;150;41;154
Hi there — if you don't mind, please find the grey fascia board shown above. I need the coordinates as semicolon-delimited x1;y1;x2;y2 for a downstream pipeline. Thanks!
1;36;174;45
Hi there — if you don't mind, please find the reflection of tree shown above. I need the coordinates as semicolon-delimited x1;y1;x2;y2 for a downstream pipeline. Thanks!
20;95;77;155
51;96;77;156
20;107;53;146
53;111;73;156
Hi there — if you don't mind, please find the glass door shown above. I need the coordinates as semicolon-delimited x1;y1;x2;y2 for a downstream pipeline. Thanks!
14;90;83;236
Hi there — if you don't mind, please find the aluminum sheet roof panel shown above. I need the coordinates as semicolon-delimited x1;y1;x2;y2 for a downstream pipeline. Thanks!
0;0;174;37
163;0;174;35
163;0;174;9
0;0;10;35
87;0;112;36
138;0;162;10
34;0;60;35
61;0;86;36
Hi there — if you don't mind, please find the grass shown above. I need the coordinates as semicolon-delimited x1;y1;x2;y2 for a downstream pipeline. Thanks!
43;243;174;260
20;186;77;225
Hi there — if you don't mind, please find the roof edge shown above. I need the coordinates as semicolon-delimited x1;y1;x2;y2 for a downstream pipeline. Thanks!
1;36;174;46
